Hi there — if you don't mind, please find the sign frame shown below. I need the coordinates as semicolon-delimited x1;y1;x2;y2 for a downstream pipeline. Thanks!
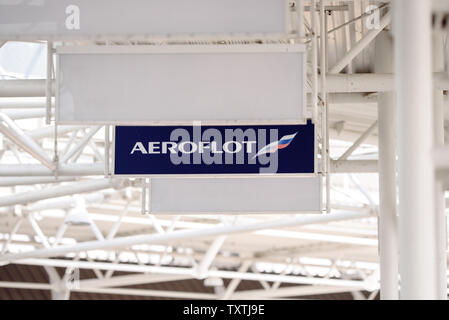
111;122;318;178
55;44;307;126
0;0;291;41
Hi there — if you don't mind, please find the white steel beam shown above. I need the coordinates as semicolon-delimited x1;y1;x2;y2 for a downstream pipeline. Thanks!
79;274;193;288
71;286;216;299
61;126;102;163
0;95;380;108
231;285;360;299
195;235;227;279
0;112;55;170
337;121;378;160
0;178;123;207
0;97;47;108
0;218;22;255
0;163;104;176
0;79;52;97
2;74;448;96
0;281;215;299
310;0;319;123
0;211;371;263
220;260;252;300
0;160;380;176
331;160;377;173
0;281;51;290
1;109;46;120
27;125;85;140
0;176;76;187
330;12;391;74
8;258;368;289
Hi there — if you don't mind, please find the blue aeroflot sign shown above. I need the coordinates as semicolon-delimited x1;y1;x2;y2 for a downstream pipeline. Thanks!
114;122;315;175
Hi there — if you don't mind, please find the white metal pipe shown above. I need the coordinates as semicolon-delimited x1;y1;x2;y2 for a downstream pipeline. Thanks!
0;112;55;170
326;93;378;105
331;160;377;173
106;202;129;240
297;0;305;39
324;73;395;92
0;163;104;176
0;94;381;108
310;0;319;123
0;218;22;255
1;109;46;119
232;285;359;299
0;176;76;187
432;33;448;300
61;126;102;163
0;92;375;107
46;41;53;124
0;178;120;207
61;130;79;155
320;0;330;213
89;220;105;241
220;260;252;300
27;192;105;212
104;125;110;176
0;72;435;98
3;74;449;96
330;12;391;74
79;274;193;288
338;120;378;161
71;286;215;299
208;269;366;289
0;97;46;108
196;235;227;278
0;281;215;299
0;79;52;97
28;215;51;248
53;224;68;246
10;258;367;289
27;125;85;140
0;211;371;263
375;31;398;300
395;0;438;299
0;281;52;291
329;127;379;146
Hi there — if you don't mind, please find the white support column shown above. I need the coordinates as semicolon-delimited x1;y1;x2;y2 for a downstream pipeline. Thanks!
375;31;398;300
310;0;318;123
432;32;448;300
394;0;438;299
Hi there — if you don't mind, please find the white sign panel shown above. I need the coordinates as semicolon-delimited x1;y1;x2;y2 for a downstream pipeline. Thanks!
0;0;288;40
150;177;322;214
56;45;306;124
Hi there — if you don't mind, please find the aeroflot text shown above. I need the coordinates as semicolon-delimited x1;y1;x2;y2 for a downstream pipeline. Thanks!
129;127;283;173
130;140;256;155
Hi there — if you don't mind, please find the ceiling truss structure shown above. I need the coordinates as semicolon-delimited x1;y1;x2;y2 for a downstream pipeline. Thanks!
0;0;448;300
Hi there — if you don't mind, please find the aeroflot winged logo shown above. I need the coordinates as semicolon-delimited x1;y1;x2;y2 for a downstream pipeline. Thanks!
114;122;314;175
253;133;298;158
